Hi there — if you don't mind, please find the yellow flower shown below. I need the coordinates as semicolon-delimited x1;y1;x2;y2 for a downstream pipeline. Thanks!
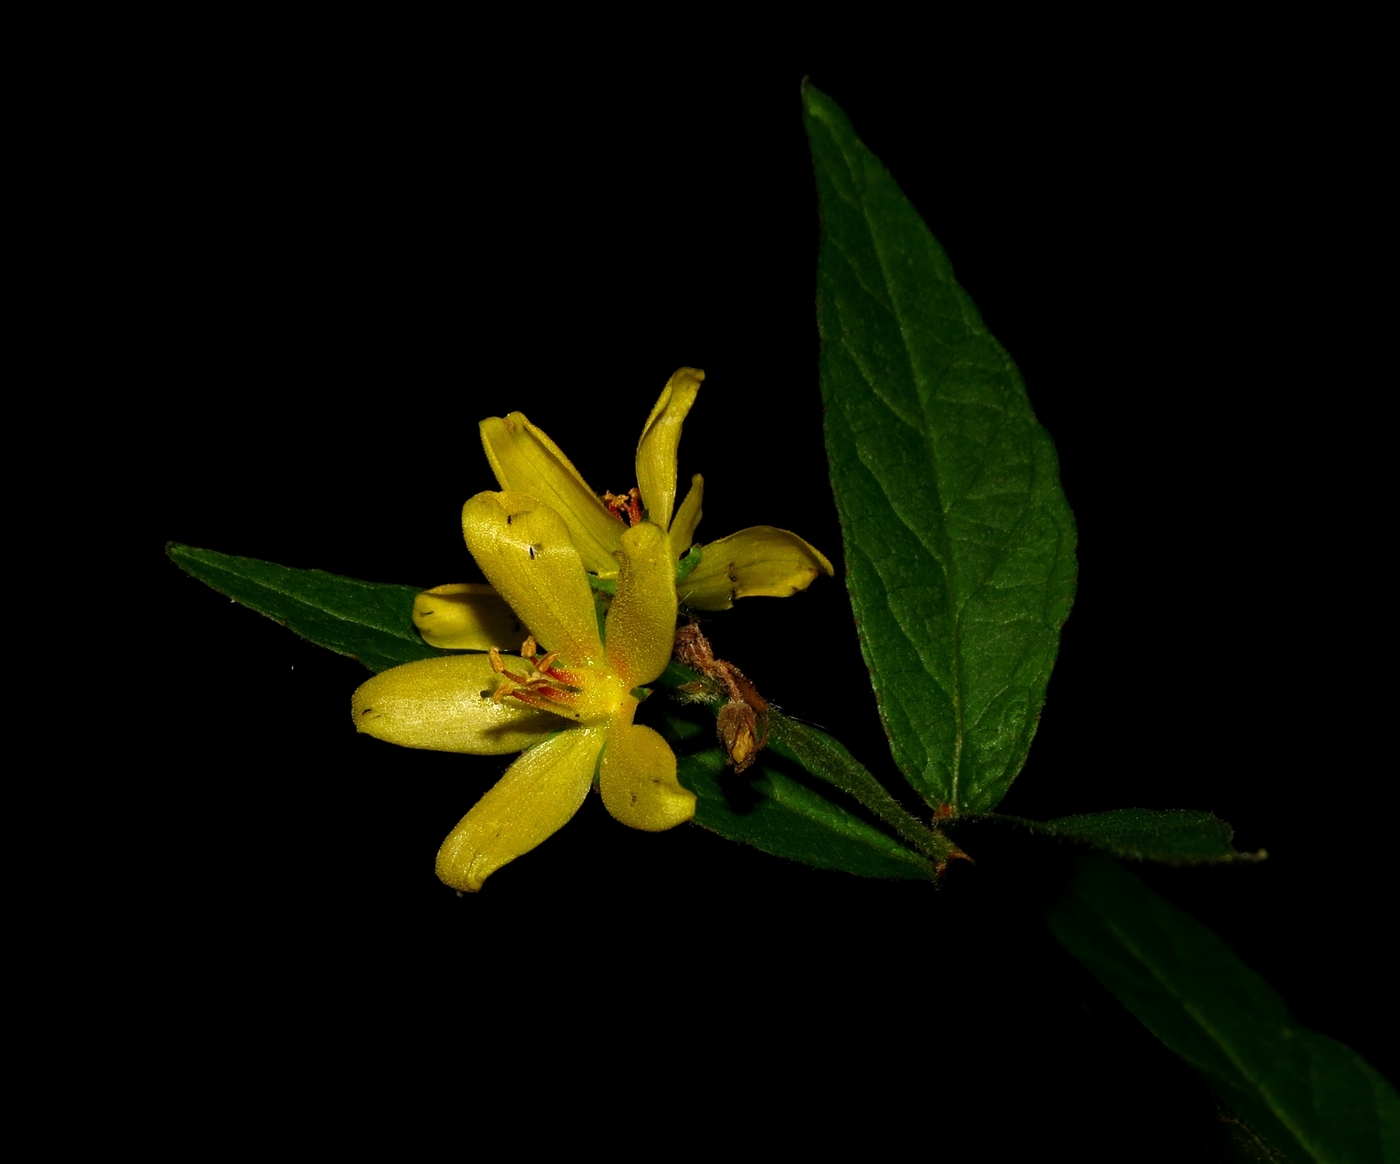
411;369;834;651
351;491;694;891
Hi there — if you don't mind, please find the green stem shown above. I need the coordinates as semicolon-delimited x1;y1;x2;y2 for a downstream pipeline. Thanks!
766;711;956;866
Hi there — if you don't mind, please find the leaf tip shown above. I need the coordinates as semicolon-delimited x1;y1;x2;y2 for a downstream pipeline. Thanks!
934;846;974;880
799;78;836;123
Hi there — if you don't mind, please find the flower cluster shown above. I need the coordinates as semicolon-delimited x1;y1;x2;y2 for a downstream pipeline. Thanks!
352;369;831;890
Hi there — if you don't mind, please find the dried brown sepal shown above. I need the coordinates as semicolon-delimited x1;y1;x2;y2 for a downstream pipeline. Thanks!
673;622;716;673
673;622;771;774
717;702;763;774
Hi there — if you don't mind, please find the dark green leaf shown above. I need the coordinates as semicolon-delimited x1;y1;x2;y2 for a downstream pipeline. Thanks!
803;83;1077;813
767;711;956;866
967;808;1263;866
657;663;957;866
1048;855;1400;1163
657;704;936;881
167;543;451;673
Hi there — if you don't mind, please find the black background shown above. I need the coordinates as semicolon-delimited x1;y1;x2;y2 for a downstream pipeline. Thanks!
129;54;1389;1152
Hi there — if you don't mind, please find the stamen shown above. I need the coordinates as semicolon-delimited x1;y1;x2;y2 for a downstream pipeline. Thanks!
603;487;644;526
486;640;586;713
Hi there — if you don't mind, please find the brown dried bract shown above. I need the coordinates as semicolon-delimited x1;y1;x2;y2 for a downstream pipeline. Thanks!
673;622;770;774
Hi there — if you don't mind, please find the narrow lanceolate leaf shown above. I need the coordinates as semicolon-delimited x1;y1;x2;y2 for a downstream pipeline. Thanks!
767;711;955;866
969;808;1263;866
167;543;451;673
803;83;1077;813
1049;855;1400;1163
658;705;935;881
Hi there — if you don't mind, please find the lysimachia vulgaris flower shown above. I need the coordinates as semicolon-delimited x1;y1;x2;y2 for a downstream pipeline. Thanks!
410;369;834;652
352;491;693;891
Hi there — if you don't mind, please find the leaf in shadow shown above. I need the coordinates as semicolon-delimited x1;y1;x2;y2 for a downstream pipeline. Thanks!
1048;854;1399;1163
959;808;1265;866
657;702;935;881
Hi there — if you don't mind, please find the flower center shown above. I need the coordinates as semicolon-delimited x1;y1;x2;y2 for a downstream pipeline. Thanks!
488;636;626;723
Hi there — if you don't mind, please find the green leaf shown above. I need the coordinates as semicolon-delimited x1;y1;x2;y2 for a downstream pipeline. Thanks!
656;704;936;881
657;663;957;866
803;83;1077;814
1048;855;1400;1163
766;711;956;866
967;808;1264;866
167;543;450;674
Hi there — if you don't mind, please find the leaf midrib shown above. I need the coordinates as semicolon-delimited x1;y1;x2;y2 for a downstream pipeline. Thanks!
174;546;424;644
813;107;966;808
767;775;931;868
1098;911;1315;1158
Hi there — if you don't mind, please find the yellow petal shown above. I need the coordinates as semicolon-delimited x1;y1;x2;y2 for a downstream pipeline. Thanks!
598;713;695;832
462;492;605;667
480;413;625;576
605;521;678;687
436;725;606;891
670;473;704;553
680;526;836;611
635;367;703;534
412;583;529;650
352;655;559;754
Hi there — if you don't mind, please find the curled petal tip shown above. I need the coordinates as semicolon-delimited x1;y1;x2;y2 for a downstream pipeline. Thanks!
606;521;679;688
435;726;606;890
671;473;704;551
680;526;834;611
636;368;704;534
478;413;623;575
352;655;558;755
461;491;604;667
598;719;694;832
412;583;528;651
